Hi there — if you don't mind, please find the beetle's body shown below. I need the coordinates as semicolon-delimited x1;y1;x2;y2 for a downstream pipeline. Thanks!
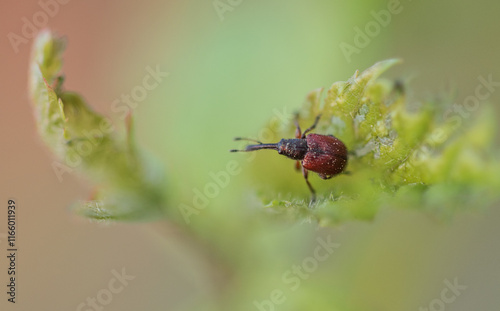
302;134;347;179
231;115;348;202
272;134;348;179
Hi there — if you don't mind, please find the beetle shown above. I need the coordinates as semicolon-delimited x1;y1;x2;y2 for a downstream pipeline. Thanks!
230;114;348;202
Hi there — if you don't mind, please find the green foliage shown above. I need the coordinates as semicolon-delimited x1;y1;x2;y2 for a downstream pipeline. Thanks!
246;60;500;225
29;30;499;226
29;30;167;221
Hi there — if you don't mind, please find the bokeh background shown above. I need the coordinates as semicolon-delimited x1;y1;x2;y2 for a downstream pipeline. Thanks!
1;0;499;310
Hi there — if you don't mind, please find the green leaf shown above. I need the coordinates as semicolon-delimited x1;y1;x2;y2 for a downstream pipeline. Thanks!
29;30;168;221
244;60;500;224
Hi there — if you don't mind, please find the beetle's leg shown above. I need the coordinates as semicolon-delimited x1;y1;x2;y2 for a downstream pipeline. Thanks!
301;114;321;138
301;165;316;202
295;160;301;171
294;113;302;139
233;137;264;144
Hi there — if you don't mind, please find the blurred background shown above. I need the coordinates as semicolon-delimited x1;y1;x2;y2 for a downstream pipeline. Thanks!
1;0;499;310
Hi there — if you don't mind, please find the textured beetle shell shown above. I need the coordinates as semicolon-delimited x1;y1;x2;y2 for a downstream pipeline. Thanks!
303;134;348;179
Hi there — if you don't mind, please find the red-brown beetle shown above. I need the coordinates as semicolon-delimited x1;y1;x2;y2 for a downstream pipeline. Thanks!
230;115;348;201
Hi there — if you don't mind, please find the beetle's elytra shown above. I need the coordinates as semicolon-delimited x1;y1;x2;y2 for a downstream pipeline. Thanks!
230;114;348;202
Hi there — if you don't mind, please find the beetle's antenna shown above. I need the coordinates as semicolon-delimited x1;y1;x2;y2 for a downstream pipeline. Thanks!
230;143;278;153
233;137;265;144
230;137;278;152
